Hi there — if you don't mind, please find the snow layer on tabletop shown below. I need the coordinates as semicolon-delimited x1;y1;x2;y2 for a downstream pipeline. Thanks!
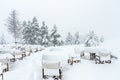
0;54;13;59
44;46;71;60
83;47;108;53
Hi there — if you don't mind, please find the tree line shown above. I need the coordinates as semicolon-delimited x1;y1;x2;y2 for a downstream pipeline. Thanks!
1;10;104;47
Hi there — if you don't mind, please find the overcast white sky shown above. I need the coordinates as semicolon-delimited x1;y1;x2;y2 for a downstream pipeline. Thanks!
0;0;120;42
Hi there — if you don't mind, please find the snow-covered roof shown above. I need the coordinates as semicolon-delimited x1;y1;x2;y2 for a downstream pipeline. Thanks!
42;61;61;69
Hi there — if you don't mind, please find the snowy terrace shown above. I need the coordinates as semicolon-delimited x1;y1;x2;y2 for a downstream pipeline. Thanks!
0;41;120;80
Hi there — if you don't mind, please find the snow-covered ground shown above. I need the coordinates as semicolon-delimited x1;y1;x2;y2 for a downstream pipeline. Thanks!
0;39;120;80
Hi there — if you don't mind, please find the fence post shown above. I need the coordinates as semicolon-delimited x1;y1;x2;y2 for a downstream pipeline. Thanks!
0;73;4;80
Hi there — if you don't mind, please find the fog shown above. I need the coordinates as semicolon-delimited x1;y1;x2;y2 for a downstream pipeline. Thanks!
0;0;120;42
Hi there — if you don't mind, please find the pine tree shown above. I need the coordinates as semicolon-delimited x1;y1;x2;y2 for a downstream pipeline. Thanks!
40;21;49;46
65;32;73;45
22;21;32;44
0;34;6;44
31;17;40;44
100;36;104;43
74;32;80;44
84;31;99;47
6;10;21;44
50;24;61;46
22;17;40;44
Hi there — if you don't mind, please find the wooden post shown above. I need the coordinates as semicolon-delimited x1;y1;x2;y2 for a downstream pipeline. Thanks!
1;74;4;80
42;68;44;78
30;49;32;53
0;74;4;80
13;55;16;62
70;57;73;65
7;63;9;71
59;69;62;79
21;54;23;60
28;52;31;56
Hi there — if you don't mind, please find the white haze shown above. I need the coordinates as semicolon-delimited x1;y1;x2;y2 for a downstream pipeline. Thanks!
0;0;120;43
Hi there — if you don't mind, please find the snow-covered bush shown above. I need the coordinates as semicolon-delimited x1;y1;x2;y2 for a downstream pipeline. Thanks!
84;31;100;47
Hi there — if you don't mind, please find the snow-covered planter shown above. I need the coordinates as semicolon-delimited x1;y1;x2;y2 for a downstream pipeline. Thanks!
42;54;63;80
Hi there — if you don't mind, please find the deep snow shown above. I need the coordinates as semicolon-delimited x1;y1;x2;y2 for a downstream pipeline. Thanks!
0;39;120;80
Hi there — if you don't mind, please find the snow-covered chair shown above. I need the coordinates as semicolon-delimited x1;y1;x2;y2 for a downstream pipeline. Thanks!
42;54;63;80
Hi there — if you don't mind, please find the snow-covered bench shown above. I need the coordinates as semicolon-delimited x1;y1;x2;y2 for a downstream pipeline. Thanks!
12;53;23;60
42;54;63;80
82;47;99;60
95;50;111;64
82;47;107;60
0;53;14;63
0;59;9;72
11;49;25;61
67;47;81;65
80;47;111;64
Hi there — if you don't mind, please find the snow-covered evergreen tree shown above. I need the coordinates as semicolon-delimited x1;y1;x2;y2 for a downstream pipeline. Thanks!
84;31;99;47
6;10;21;44
22;17;40;44
31;17;41;44
74;32;80;44
100;36;104;43
0;34;6;44
65;32;73;45
50;24;61;46
22;21;32;44
40;21;49;46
